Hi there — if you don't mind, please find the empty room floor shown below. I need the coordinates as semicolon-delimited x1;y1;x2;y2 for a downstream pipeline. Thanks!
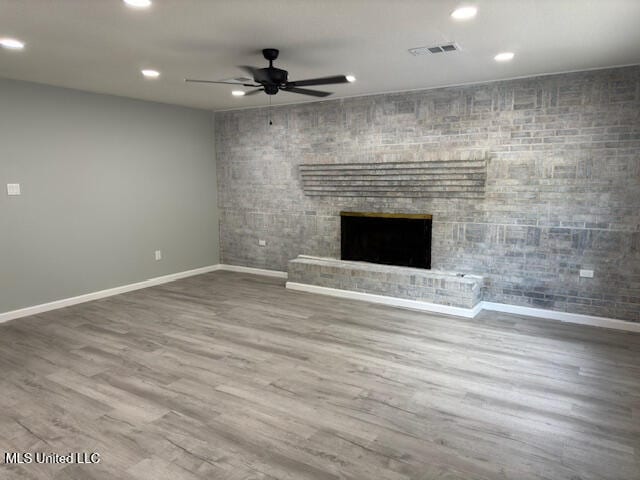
0;271;638;480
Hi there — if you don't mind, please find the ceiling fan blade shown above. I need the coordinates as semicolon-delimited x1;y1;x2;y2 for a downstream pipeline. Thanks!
239;65;268;83
286;75;349;87
243;88;264;96
185;79;259;87
282;87;332;97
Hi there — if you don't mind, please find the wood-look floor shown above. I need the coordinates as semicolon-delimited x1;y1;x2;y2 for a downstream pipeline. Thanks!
0;271;639;480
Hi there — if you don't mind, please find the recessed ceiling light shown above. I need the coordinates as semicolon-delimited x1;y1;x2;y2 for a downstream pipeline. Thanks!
231;90;245;97
123;0;152;9
346;75;356;83
0;37;25;50
451;6;477;20
141;69;160;78
494;52;515;62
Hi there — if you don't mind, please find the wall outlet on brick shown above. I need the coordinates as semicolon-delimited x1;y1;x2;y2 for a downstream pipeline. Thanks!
258;239;267;247
579;269;594;278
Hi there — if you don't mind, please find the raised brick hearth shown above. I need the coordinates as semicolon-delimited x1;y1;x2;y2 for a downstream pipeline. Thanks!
287;255;484;309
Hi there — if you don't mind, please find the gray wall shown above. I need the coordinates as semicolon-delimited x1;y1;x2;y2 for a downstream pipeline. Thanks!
0;78;219;313
215;66;640;322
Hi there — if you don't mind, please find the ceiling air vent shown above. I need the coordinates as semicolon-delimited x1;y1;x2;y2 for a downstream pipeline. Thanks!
408;43;460;56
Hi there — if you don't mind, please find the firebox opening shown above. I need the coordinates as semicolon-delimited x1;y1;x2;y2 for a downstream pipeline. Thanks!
340;212;432;269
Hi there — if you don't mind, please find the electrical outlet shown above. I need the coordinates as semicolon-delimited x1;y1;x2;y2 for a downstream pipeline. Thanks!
579;269;594;278
155;250;162;261
258;239;266;247
7;183;21;196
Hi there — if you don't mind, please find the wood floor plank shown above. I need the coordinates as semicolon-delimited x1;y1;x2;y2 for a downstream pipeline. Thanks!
0;271;639;479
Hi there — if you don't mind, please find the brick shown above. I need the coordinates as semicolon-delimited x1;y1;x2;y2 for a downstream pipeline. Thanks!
216;66;640;323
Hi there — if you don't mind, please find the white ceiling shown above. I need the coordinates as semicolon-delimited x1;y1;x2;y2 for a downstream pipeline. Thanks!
1;0;639;111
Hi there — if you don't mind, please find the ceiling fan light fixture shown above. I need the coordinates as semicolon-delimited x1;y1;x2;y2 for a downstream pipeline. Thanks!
451;6;477;20
346;75;356;83
124;0;152;8
231;90;245;97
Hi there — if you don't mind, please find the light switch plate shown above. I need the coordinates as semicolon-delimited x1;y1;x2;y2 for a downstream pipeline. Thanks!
7;183;21;196
579;269;594;278
258;239;266;246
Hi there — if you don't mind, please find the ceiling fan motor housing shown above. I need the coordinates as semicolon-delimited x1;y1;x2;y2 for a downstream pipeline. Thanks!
256;49;287;93
263;68;288;84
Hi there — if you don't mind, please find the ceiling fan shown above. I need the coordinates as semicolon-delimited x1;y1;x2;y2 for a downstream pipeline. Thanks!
185;48;355;97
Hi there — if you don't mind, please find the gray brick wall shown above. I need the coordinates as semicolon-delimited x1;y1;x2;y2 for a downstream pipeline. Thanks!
215;66;640;322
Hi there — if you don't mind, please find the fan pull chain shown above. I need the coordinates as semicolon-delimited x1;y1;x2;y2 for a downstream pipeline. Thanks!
268;96;273;126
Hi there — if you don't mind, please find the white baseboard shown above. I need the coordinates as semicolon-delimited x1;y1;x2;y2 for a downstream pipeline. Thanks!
480;301;640;333
285;282;640;333
2;264;637;333
218;264;288;279
0;264;223;325
285;282;482;318
0;263;288;325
